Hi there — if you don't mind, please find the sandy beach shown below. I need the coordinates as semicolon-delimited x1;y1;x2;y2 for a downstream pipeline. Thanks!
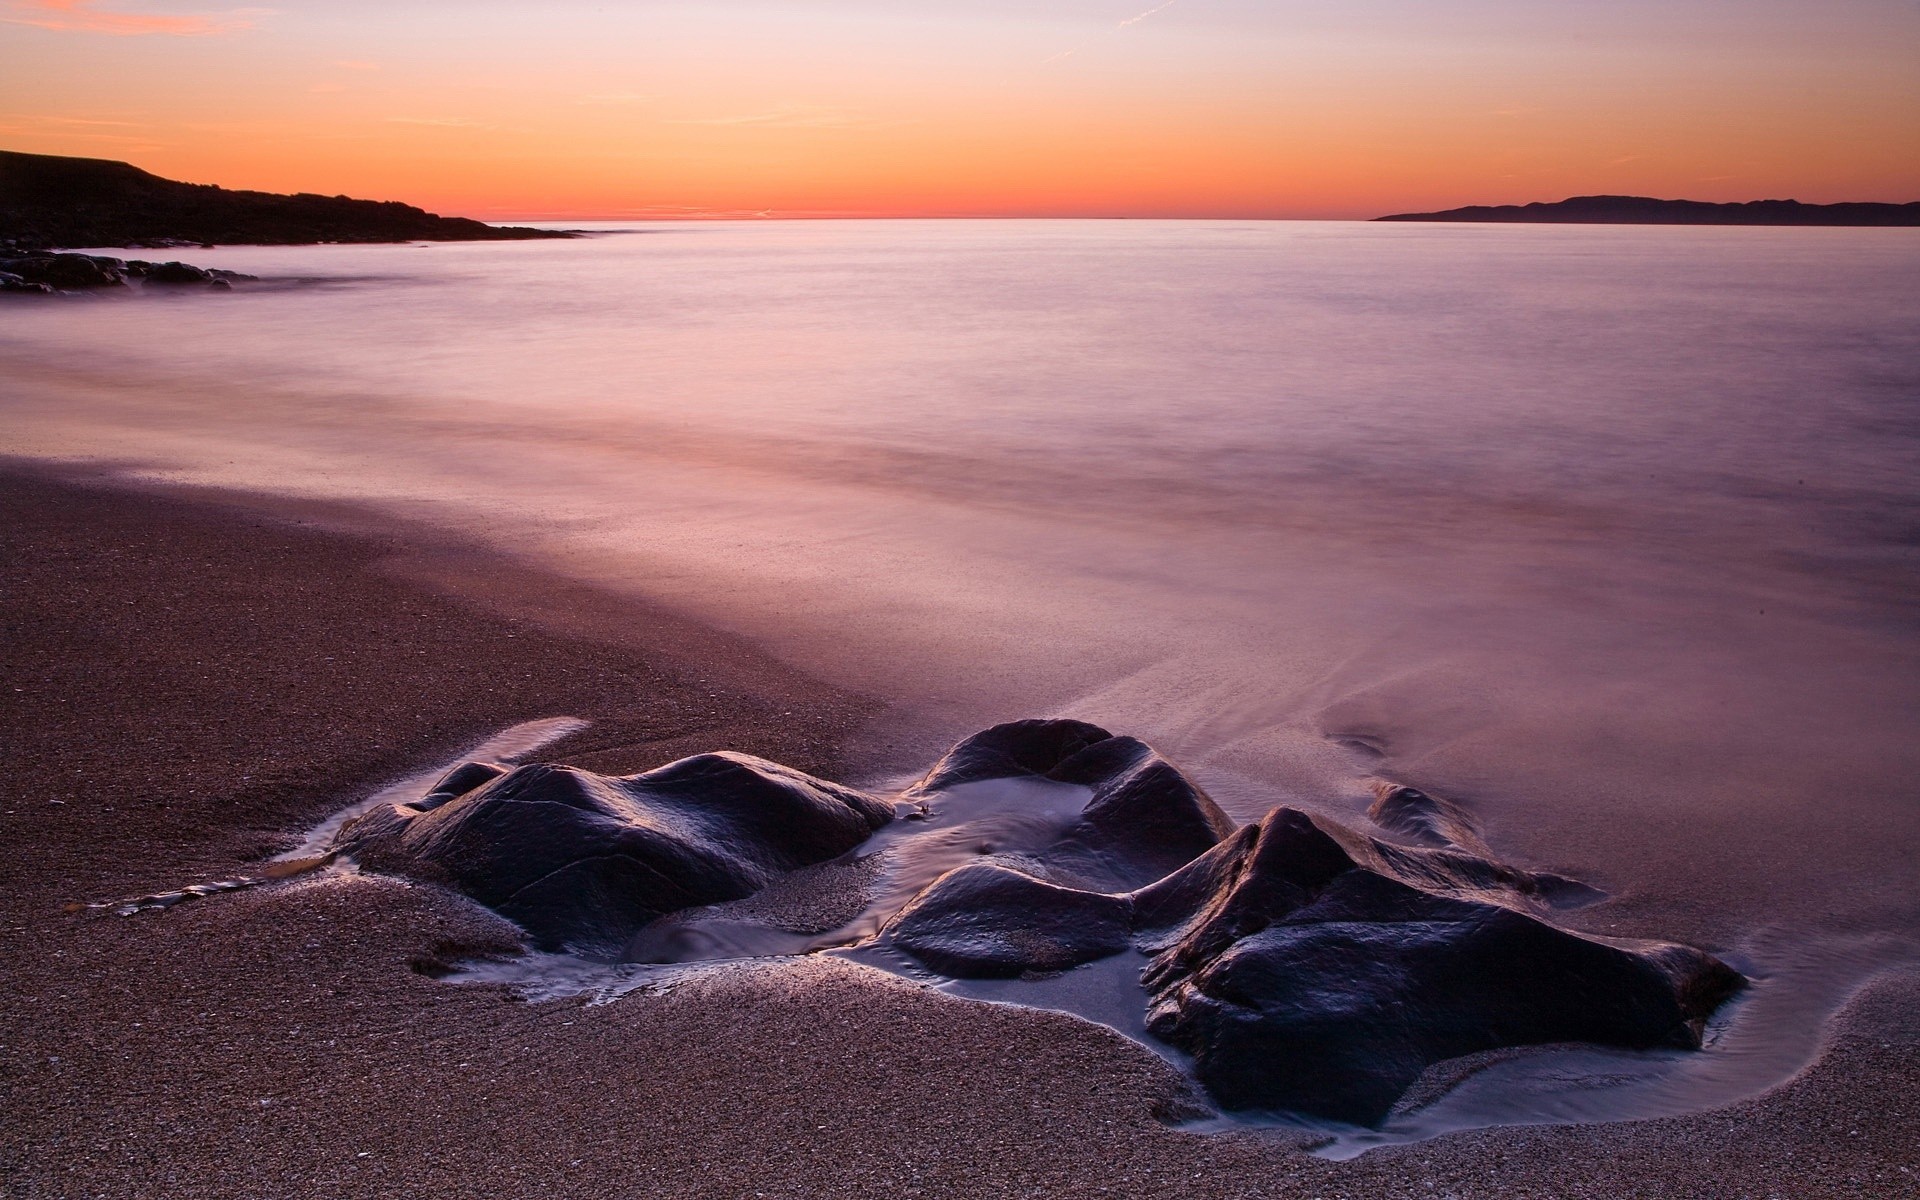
2;467;1914;1199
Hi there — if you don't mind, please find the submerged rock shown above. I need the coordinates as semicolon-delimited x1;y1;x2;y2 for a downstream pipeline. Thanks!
334;717;1743;1125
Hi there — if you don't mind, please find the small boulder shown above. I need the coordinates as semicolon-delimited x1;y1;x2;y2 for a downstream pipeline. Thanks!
142;260;214;285
0;252;126;289
338;753;893;956
883;863;1134;978
0;271;54;294
1136;806;1744;1124
911;720;1236;889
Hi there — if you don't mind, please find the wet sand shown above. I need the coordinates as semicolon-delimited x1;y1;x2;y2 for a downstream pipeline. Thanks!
2;468;1915;1199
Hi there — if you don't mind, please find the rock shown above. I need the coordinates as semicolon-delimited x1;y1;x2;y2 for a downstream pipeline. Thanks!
0;271;54;294
1048;734;1239;887
332;719;1744;1126
910;720;1236;888
912;718;1116;791
142;260;213;284
337;753;892;956
1366;782;1607;908
1367;782;1484;849
0;250;252;293
1136;807;1744;1124
882;863;1134;978
0;252;126;289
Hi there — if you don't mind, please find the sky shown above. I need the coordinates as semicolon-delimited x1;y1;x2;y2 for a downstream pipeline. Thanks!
2;0;1917;219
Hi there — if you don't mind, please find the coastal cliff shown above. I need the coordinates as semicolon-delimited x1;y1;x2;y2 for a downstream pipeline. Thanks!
0;150;574;249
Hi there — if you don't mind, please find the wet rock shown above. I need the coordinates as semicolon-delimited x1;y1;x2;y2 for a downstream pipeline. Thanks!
1366;782;1607;908
913;718;1116;791
139;259;256;286
1049;734;1239;886
0;252;126;289
912;720;1235;888
333;718;1743;1126
1367;782;1484;849
883;863;1133;978
337;753;892;956
142;260;213;284
1136;807;1745;1125
0;249;250;293
0;271;54;294
883;739;1738;1123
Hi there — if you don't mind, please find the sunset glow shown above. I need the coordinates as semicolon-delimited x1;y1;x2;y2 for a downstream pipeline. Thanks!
4;0;1917;219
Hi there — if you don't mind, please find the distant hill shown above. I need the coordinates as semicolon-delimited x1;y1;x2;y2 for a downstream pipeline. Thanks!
1374;195;1920;227
0;150;574;249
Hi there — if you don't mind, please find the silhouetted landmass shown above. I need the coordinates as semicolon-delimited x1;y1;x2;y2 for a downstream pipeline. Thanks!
0;150;575;249
1375;195;1920;226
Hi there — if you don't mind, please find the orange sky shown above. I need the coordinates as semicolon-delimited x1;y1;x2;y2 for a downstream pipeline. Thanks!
3;1;1917;219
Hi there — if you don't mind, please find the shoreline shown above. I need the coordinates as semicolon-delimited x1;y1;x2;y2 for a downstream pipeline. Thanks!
2;467;1915;1198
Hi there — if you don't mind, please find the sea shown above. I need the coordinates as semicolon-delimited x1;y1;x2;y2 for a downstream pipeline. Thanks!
4;218;1917;1141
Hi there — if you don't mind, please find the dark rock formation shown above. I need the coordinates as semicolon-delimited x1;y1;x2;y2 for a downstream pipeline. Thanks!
1134;808;1741;1124
0;271;51;294
336;717;1743;1125
1374;195;1920;226
907;719;1237;889
141;260;214;285
337;753;892;957
912;718;1117;791
0;250;256;294
1365;782;1606;909
886;863;1134;978
882;724;1740;1122
0;150;577;250
1367;782;1483;849
0;252;126;289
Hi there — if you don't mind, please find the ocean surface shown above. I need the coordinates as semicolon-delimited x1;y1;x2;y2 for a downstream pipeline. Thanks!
5;220;1918;1132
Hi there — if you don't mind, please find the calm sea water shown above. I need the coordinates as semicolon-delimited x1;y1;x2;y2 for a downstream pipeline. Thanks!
6;220;1917;951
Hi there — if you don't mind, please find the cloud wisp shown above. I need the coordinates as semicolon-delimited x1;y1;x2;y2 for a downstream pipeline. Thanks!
1117;0;1181;29
1044;0;1186;65
1;0;266;36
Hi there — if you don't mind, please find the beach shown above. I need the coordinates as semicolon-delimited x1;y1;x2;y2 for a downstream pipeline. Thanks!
7;0;1918;1184
2;467;1915;1199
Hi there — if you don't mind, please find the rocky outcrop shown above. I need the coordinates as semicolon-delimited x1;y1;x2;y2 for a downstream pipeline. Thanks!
872;726;1740;1124
1;149;576;249
337;753;892;957
0;251;255;294
1132;808;1740;1124
335;718;1743;1125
